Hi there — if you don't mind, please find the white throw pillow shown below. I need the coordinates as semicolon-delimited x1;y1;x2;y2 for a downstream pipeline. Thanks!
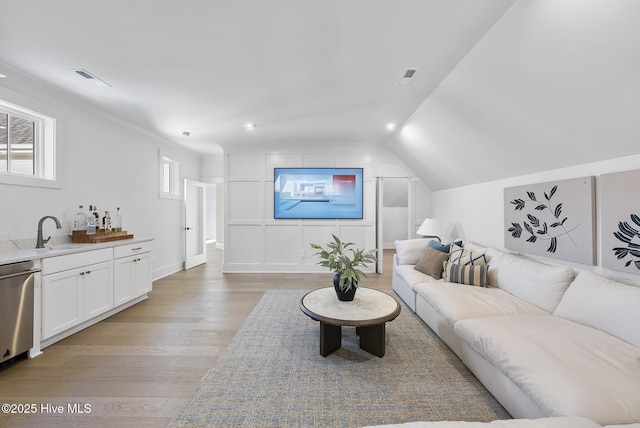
554;270;640;348
394;239;431;265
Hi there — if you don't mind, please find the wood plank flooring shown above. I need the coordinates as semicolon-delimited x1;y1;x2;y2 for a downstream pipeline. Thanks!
0;246;394;427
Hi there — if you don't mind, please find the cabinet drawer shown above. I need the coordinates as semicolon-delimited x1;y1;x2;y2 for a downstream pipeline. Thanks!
114;241;153;259
42;248;113;275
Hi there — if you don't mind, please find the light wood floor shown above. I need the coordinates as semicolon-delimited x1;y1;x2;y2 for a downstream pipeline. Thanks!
0;246;394;427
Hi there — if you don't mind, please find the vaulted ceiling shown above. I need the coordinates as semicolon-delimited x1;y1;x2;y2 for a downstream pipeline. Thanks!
1;1;638;191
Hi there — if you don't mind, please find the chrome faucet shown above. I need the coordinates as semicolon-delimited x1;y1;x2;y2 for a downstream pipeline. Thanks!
36;216;62;249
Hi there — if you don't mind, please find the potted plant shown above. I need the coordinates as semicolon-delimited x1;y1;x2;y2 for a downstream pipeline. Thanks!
310;234;377;301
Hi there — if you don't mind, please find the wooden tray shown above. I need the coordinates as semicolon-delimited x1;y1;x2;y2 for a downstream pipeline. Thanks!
72;230;134;243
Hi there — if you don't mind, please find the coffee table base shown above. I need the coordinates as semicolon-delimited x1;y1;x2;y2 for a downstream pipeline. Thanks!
319;322;386;357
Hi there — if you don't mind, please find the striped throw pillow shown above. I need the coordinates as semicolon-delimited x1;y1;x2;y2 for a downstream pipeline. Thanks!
442;261;489;287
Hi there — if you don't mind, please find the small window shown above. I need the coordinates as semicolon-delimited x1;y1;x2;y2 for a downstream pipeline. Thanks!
0;100;56;185
159;150;180;199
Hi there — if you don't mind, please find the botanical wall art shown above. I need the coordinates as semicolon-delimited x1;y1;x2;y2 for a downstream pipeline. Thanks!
504;176;596;265
600;169;640;274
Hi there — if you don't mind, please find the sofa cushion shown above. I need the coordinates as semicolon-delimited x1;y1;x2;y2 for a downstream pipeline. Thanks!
394;264;439;290
414;246;450;279
442;261;488;287
484;251;574;313
414;282;549;326
553;270;640;348
394;239;431;265
454;315;640;425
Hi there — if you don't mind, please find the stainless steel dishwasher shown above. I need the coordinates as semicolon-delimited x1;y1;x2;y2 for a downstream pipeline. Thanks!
0;260;40;365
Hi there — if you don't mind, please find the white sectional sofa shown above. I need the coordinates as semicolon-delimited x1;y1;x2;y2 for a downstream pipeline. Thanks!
391;238;640;427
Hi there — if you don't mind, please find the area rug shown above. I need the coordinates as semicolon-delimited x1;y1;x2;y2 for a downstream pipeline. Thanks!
169;290;510;428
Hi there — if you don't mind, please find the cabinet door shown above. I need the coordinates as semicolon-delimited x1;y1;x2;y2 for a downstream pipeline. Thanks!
133;253;152;296
83;261;114;319
113;257;135;306
42;269;82;339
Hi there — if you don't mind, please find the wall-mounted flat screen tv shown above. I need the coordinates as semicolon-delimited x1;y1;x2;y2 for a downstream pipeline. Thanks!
274;167;364;219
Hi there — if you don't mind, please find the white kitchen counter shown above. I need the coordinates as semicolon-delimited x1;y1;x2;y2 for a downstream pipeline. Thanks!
0;236;154;265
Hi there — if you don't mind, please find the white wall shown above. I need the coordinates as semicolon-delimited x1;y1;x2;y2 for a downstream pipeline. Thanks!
0;64;200;279
431;153;640;286
223;147;418;272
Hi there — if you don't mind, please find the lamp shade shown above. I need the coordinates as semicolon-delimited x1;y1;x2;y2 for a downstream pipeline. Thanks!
416;218;441;241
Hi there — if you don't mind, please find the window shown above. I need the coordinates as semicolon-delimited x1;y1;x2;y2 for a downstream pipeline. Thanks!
159;150;180;199
0;100;56;184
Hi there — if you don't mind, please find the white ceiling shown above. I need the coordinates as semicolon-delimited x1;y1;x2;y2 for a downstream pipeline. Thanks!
389;0;640;190
0;0;513;156
5;1;637;192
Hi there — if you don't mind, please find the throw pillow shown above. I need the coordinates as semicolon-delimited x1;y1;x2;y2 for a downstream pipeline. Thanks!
428;239;463;253
449;243;488;266
414;246;450;279
442;261;489;287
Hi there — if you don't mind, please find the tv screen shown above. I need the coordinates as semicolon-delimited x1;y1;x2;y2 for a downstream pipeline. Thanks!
274;167;364;219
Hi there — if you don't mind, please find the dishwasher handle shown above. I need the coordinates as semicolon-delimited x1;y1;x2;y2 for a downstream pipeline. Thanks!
0;268;41;281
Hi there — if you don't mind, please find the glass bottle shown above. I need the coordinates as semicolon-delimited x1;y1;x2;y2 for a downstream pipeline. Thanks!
74;205;87;231
86;205;97;235
113;207;122;232
93;206;100;230
104;211;112;232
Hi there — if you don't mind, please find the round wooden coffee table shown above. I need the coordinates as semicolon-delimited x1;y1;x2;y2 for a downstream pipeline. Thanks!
300;287;401;357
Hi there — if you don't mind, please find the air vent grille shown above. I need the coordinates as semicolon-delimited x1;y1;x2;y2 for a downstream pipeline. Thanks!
397;68;420;86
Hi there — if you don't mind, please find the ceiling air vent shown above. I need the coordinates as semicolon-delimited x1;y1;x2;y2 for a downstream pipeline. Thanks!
396;68;420;86
73;69;111;87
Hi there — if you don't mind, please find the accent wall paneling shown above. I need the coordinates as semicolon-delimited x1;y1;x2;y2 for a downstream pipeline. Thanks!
224;150;386;273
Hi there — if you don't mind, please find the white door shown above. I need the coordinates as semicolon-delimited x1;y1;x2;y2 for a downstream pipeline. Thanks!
184;179;207;269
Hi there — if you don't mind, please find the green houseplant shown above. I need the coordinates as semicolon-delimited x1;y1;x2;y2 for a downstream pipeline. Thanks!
310;234;377;301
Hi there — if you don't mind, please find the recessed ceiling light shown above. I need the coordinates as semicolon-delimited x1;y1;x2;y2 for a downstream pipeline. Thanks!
244;123;256;130
72;69;111;87
386;123;397;131
0;73;6;78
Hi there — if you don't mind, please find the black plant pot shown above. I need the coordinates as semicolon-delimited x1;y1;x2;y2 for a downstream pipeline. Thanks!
333;273;357;301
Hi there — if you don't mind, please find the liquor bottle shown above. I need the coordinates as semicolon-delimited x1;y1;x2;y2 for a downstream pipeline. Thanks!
86;205;97;235
74;205;87;231
113;207;122;232
93;206;100;230
104;211;112;232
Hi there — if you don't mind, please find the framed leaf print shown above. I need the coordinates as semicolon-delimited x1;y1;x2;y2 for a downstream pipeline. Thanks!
504;176;596;265
600;169;640;274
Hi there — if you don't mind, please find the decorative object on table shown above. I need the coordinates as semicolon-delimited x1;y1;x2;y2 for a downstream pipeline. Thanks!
310;234;377;301
600;169;640;274
504;176;596;265
416;218;441;242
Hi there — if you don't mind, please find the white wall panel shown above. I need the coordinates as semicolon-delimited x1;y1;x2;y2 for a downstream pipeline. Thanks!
227;153;264;177
227;181;262;221
265;225;300;264
302;153;336;167
266;153;300;171
225;225;263;265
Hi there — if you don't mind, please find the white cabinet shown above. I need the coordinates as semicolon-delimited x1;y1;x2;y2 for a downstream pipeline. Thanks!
113;242;153;306
41;249;113;340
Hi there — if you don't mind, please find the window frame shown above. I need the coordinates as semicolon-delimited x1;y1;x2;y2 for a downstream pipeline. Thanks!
159;149;181;200
0;98;58;188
